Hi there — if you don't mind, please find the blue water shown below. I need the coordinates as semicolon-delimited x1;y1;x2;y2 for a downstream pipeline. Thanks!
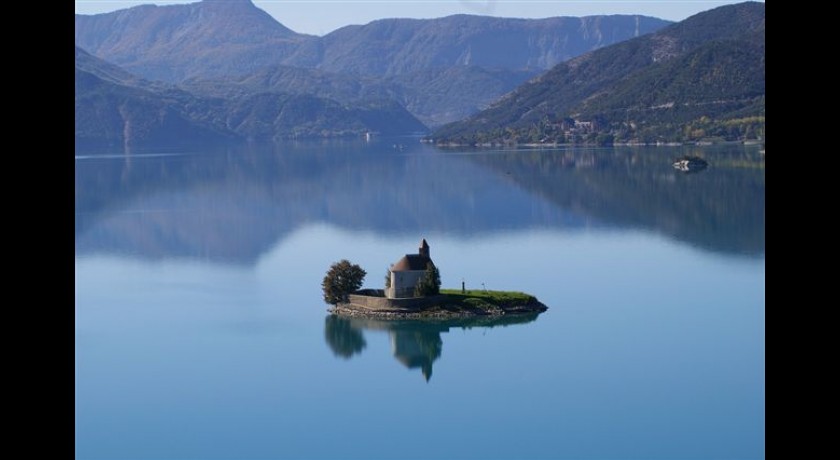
75;140;765;459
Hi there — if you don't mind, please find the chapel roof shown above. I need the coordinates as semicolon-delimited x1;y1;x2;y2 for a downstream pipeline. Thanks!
392;254;433;272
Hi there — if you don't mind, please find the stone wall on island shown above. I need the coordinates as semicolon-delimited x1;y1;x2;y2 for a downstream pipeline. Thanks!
348;290;449;310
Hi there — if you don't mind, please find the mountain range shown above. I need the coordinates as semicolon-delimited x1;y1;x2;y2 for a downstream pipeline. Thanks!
432;2;765;145
76;0;669;82
75;0;671;146
75;47;426;150
76;0;764;148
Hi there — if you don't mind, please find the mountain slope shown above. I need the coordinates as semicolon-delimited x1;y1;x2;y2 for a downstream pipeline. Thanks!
182;64;538;127
577;32;764;124
75;47;236;150
389;66;540;127
224;93;426;140
75;0;314;81
433;2;765;145
75;47;427;150
181;65;390;106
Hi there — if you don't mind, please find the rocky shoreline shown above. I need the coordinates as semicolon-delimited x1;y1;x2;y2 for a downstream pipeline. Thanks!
329;297;548;320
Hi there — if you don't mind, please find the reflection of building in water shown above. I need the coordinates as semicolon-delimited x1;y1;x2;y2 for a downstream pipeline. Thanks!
390;330;442;382
324;313;541;382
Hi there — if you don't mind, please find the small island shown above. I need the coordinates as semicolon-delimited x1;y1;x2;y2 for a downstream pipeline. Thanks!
672;155;709;173
323;239;548;319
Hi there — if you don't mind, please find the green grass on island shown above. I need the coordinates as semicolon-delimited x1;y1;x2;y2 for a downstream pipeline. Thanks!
440;289;536;309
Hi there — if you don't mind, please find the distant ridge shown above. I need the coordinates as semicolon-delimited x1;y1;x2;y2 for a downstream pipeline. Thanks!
76;1;670;81
432;2;765;145
293;13;672;77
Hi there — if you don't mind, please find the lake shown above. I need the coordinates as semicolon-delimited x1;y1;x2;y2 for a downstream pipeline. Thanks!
75;139;765;459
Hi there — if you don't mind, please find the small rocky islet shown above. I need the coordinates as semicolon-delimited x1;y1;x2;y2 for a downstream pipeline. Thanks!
327;239;548;320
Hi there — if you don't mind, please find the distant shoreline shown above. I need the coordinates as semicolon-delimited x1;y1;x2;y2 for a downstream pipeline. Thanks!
429;140;763;148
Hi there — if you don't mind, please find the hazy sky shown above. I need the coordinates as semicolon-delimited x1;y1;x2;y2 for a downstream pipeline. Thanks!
75;0;764;36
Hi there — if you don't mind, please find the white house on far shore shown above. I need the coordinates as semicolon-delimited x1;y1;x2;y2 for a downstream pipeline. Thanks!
386;239;435;299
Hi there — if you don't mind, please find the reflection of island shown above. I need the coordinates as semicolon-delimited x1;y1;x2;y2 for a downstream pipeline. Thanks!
75;141;764;262
672;156;709;173
324;314;540;381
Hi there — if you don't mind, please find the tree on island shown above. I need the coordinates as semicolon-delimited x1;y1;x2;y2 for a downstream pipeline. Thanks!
414;262;441;297
322;259;367;305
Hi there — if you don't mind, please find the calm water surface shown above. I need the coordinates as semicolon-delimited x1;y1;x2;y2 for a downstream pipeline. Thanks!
75;139;765;459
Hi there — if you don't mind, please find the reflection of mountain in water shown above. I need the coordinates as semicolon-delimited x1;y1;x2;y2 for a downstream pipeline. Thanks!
75;140;578;263
466;145;765;256
323;314;541;381
75;141;764;263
